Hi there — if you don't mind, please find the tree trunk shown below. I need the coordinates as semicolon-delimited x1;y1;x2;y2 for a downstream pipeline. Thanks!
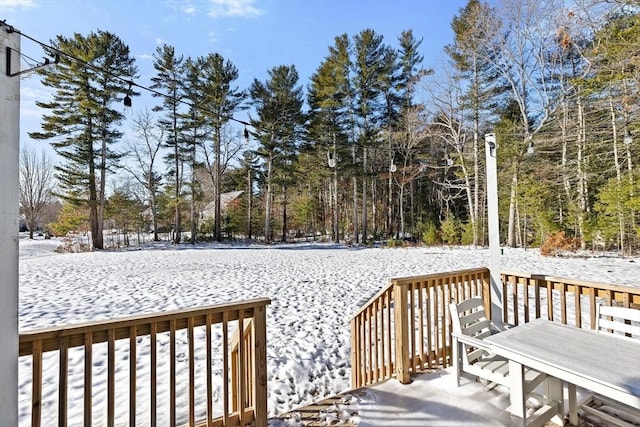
352;145;359;244
561;100;571;222
609;97;625;254
190;139;197;245
472;129;479;247
264;158;273;243
247;164;253;240
361;148;367;244
577;96;587;250
214;128;222;242
282;186;287;242
173;112;181;244
333;164;339;243
507;171;518;247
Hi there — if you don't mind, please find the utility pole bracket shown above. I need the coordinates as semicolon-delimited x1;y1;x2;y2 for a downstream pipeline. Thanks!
6;46;59;77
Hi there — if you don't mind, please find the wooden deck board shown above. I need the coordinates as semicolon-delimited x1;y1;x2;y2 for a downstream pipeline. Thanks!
273;390;365;426
271;370;621;427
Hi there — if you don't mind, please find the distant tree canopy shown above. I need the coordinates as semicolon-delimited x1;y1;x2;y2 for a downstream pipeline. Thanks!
30;1;640;253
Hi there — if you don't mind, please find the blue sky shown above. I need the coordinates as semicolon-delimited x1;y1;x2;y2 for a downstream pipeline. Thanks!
2;0;469;154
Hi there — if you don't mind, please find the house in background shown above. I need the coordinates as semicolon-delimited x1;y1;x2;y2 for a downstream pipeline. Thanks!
199;190;244;238
200;190;244;222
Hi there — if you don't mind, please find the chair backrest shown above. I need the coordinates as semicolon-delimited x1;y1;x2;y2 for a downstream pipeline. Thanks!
449;297;493;340
595;305;640;341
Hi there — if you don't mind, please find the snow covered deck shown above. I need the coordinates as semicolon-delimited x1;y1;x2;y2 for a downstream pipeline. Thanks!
272;368;598;427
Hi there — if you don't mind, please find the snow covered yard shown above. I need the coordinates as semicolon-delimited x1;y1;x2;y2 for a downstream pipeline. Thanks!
18;237;640;424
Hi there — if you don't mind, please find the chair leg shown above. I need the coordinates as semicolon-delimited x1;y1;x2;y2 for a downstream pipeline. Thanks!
452;336;461;386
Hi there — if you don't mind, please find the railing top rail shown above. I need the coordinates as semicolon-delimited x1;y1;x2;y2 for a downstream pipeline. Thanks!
20;297;271;340
390;267;490;286
350;267;489;321
501;270;640;295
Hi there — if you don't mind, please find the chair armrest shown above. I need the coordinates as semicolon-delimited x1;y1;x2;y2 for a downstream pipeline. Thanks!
452;332;492;350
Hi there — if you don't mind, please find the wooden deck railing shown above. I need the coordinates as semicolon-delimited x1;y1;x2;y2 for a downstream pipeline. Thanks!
350;268;490;389
351;268;640;389
19;298;270;427
501;271;640;328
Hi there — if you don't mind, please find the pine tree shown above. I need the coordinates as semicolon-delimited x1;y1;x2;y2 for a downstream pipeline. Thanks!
249;65;305;243
181;56;208;244
30;30;137;249
446;0;504;246
352;29;389;243
151;44;185;244
308;34;354;243
197;53;247;242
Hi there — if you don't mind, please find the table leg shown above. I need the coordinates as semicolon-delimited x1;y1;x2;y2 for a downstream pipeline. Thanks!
509;360;527;419
546;377;564;426
567;383;578;425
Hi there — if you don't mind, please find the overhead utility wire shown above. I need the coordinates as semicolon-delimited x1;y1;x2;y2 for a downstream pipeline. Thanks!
4;23;251;128
4;22;627;154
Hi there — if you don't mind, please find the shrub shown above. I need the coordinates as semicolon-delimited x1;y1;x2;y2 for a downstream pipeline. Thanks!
441;216;462;245
386;238;404;248
540;231;581;256
421;222;440;246
460;222;474;246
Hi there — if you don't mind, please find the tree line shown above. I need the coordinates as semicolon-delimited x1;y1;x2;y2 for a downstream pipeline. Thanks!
22;0;639;254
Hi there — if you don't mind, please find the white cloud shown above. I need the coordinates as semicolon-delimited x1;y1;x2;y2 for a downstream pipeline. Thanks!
207;0;263;18
136;53;153;61
20;85;51;101
182;5;196;15
0;0;36;9
208;31;218;43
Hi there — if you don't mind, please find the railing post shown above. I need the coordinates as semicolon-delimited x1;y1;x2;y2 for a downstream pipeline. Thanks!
253;304;268;427
482;270;492;317
393;283;411;384
350;318;359;389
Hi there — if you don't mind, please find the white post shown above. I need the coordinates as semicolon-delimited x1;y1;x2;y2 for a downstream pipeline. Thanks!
0;22;20;426
485;133;503;323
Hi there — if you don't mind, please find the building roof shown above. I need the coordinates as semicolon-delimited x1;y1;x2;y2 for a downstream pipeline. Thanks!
201;190;244;219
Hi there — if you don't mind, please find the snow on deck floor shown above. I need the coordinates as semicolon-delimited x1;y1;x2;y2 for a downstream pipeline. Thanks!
270;368;515;426
272;368;597;427
17;236;640;425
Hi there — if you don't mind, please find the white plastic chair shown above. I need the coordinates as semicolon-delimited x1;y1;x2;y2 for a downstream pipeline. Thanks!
579;305;640;427
449;297;547;391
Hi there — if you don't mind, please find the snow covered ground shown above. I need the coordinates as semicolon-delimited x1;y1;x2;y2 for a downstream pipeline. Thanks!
18;236;640;425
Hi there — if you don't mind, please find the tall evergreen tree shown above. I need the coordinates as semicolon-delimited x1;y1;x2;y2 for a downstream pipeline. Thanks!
352;29;388;243
308;34;353;242
446;0;504;246
198;53;247;241
30;30;137;249
151;44;185;244
249;65;305;243
396;30;429;235
180;56;208;244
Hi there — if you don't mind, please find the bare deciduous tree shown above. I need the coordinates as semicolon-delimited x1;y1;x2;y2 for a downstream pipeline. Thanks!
123;109;165;241
19;147;55;239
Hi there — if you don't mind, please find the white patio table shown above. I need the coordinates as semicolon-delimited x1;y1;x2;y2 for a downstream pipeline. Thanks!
484;318;640;426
